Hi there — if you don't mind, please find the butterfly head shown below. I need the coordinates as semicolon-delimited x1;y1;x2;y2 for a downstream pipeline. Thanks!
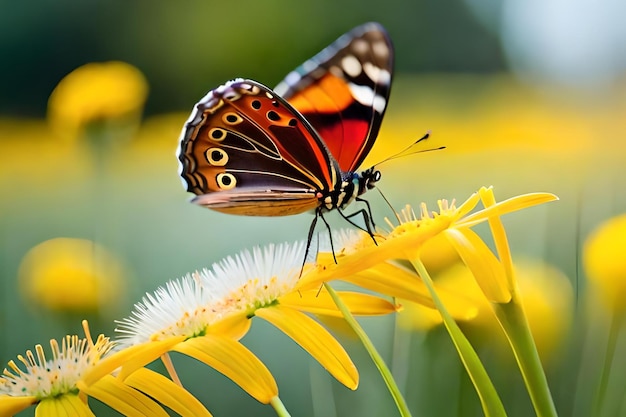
357;167;381;195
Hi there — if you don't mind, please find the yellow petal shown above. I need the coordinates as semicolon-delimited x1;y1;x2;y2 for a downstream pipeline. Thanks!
79;374;169;417
172;335;278;404
209;311;252;340
49;395;94;417
125;368;213;417
0;395;37;416
255;305;358;390
454;191;482;219
445;228;511;303
459;191;558;228
307;219;450;286
35;398;61;417
419;232;462;274
118;337;189;380
344;262;427;300
343;262;479;320
280;289;396;317
478;187;516;290
82;337;185;385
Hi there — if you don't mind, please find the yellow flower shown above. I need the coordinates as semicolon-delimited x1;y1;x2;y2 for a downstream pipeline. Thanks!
0;321;209;417
18;237;125;314
48;61;148;141
86;241;396;409
314;187;561;417
583;213;626;314
314;187;557;304
0;331;111;416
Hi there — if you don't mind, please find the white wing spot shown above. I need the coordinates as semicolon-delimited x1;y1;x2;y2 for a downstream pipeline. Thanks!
341;55;362;78
363;62;380;83
373;95;386;114
223;91;240;101
348;83;375;106
372;40;390;59
349;82;387;114
351;39;368;54
378;69;392;85
364;62;391;85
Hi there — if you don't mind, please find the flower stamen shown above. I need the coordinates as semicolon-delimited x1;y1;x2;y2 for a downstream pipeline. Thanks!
1;333;113;399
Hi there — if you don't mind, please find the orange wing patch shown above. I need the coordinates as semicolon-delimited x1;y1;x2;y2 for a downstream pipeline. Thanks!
287;73;353;114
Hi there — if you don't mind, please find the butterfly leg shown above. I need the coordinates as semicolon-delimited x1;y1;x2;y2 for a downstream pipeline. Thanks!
355;196;376;229
317;210;337;263
339;205;378;245
302;213;320;276
303;208;338;275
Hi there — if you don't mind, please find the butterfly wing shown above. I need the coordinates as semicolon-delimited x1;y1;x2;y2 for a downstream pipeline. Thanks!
177;79;341;216
275;22;394;173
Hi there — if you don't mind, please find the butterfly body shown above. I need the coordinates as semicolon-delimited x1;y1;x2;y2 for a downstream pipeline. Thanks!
177;22;392;226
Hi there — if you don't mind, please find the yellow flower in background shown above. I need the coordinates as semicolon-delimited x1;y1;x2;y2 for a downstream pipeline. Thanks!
48;61;148;141
584;213;626;314
515;261;573;360
18;237;125;314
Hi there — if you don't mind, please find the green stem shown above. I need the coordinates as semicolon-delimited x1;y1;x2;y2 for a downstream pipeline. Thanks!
593;309;624;416
323;282;412;417
492;297;558;417
479;188;557;417
270;396;292;417
411;259;507;417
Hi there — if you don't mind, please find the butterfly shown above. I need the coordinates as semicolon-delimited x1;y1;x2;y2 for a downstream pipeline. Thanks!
177;22;393;247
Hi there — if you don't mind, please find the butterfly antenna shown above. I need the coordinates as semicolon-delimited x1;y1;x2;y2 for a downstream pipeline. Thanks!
377;187;402;224
375;131;445;167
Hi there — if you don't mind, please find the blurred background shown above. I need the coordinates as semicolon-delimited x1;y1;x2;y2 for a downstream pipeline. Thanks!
1;0;626;416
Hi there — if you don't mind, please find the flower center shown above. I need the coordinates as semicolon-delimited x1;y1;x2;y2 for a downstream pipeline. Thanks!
0;335;113;399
